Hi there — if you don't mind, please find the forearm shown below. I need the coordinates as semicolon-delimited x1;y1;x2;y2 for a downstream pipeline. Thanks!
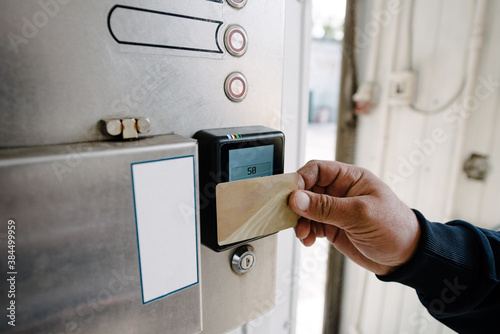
378;210;500;333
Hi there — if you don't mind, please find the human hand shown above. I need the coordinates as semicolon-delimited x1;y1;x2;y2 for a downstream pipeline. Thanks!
289;160;421;276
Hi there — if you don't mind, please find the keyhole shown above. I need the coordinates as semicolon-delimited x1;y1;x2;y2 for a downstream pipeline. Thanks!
241;254;254;270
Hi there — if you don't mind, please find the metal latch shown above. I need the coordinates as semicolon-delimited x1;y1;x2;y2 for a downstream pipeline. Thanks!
100;118;151;139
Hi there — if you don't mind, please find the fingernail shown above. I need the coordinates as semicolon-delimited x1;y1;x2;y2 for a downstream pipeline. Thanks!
295;191;310;212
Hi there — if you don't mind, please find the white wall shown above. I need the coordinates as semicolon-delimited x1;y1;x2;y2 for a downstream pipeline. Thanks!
341;0;500;333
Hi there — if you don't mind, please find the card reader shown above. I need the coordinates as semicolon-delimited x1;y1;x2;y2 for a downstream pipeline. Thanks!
194;126;285;251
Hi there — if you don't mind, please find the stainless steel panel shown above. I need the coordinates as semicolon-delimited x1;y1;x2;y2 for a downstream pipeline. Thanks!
0;0;286;147
0;135;202;334
0;0;286;332
201;236;277;334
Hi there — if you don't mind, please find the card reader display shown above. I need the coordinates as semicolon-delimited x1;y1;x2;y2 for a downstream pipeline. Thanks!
193;126;284;251
229;145;274;181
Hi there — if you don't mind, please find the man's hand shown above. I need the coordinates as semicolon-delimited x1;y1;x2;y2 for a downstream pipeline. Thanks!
289;160;421;276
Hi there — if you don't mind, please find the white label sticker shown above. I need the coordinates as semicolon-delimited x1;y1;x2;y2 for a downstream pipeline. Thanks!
131;156;198;303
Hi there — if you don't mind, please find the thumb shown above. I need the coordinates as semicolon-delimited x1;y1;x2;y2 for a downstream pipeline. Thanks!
290;190;356;228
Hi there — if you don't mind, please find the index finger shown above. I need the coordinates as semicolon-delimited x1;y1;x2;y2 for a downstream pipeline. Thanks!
297;160;367;198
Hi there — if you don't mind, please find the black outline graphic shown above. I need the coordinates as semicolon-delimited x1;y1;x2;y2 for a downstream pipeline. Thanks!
108;5;223;54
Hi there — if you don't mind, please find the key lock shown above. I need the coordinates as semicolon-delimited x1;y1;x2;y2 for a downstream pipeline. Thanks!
231;245;256;274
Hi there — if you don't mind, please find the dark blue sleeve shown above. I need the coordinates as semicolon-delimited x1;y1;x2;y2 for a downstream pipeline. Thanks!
377;210;500;334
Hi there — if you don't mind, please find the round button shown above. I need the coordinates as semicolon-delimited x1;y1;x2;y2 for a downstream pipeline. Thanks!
224;25;248;57
227;0;248;9
224;72;248;102
231;245;255;274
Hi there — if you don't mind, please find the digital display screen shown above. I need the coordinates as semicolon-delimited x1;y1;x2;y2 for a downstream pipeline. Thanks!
229;145;274;181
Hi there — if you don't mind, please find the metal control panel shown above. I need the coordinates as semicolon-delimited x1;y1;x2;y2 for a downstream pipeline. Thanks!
0;1;287;333
0;0;286;147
